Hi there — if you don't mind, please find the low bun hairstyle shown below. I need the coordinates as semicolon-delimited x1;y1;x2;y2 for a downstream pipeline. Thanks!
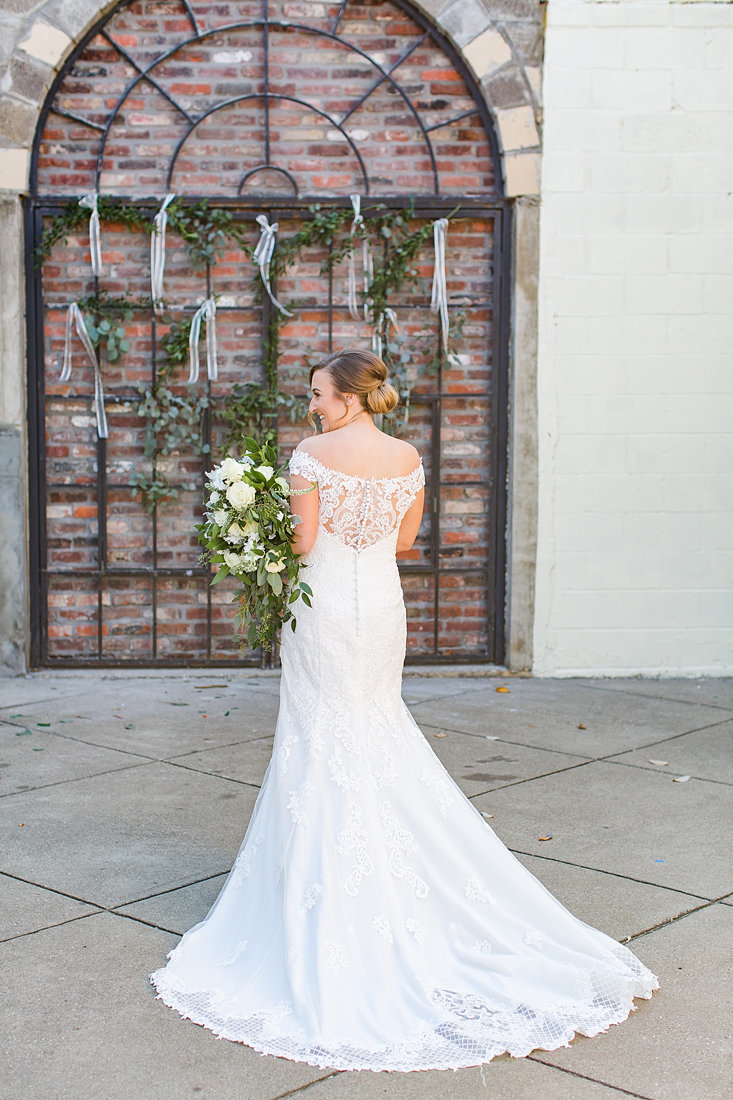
310;348;399;416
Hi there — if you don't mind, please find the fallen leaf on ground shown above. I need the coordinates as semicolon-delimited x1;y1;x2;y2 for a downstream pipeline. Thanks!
434;732;447;739
537;834;553;842
648;759;668;766
486;735;500;740
169;702;189;707
37;722;51;727
32;747;44;752
495;686;510;694
577;723;587;730
195;684;228;690
481;812;495;819
672;774;691;783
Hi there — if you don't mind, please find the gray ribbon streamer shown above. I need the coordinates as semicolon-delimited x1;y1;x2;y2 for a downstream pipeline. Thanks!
431;217;449;354
60;302;109;439
150;193;176;312
347;194;372;322
188;298;218;385
253;214;292;316
78;193;102;277
371;307;399;359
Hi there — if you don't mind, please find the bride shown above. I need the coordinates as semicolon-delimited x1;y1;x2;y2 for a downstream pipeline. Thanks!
151;348;658;1072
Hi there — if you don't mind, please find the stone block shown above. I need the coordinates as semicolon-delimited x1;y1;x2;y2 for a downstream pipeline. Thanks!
5;51;53;103
500;19;544;66
0;95;39;146
17;19;71;66
0;146;29;192
462;28;512;80
497;104;539;151
524;65;541;100
484;66;532;112
437;0;492;48
43;0;105;43
504;151;540;196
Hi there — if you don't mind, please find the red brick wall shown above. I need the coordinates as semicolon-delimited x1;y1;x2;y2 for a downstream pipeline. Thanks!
35;0;500;664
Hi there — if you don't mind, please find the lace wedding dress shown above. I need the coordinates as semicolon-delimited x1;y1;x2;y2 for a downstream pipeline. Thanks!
151;450;658;1072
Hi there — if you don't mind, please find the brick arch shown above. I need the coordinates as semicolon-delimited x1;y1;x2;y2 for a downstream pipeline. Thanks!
1;0;542;199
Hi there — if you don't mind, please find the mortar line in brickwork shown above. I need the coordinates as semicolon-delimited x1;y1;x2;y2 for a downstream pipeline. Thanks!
338;32;429;127
99;31;194;123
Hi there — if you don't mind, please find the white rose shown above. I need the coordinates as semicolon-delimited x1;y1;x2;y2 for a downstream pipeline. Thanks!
209;490;220;504
223;550;243;571
255;464;274;481
220;456;246;482
265;555;285;573
213;508;229;527
226;481;256;509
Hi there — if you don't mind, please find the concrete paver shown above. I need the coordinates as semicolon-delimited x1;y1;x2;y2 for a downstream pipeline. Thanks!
473;760;732;898
0;762;257;907
409;679;729;756
0;721;152;794
1;671;730;1099
606;719;733;784
513;855;706;943
534;903;733;1100
0;872;100;940
423;725;590;797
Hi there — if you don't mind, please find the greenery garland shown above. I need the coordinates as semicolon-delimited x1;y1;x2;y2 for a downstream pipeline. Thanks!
42;198;465;510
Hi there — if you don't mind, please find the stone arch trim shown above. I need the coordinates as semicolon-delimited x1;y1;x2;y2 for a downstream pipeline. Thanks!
0;0;542;199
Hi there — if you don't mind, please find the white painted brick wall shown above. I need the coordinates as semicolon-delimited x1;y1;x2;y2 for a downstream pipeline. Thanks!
533;0;733;676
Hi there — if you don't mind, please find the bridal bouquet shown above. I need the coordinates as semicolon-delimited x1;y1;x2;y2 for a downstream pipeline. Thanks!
197;438;312;650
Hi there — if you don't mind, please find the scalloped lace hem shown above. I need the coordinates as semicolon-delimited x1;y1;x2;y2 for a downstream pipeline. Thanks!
149;970;659;1073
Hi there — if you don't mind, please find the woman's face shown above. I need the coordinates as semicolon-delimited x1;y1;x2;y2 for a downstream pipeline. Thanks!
309;369;351;433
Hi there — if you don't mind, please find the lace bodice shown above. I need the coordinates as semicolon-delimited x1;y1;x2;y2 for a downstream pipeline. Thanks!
289;449;425;550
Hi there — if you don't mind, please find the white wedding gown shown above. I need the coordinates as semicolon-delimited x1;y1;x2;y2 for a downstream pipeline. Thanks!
151;450;658;1072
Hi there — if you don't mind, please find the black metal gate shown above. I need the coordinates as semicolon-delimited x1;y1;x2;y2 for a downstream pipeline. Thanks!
26;0;510;667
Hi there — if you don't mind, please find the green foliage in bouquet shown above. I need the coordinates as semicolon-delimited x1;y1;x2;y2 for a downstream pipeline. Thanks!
196;438;313;651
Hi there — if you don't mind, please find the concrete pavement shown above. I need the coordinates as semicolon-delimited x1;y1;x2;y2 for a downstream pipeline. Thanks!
1;669;731;1099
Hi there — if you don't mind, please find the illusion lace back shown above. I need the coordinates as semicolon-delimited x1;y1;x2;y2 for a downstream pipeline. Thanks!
151;448;658;1072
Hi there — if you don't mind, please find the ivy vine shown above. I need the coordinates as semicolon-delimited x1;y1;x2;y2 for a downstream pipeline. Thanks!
42;198;466;510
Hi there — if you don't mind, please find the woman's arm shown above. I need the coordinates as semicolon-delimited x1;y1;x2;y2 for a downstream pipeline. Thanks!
289;474;319;556
396;488;424;555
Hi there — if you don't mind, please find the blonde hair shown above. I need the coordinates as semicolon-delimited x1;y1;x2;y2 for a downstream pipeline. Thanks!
310;348;399;416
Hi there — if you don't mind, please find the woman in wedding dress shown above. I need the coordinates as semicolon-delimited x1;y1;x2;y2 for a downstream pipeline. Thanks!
151;348;658;1071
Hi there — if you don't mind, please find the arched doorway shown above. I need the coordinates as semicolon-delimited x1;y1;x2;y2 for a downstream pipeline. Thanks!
27;0;510;667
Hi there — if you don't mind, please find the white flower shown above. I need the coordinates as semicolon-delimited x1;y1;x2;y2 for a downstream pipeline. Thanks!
223;550;243;571
213;508;229;527
255;464;274;481
209;490;220;504
265;555;285;573
220;456;246;482
206;467;226;490
226;481;256;509
225;521;248;544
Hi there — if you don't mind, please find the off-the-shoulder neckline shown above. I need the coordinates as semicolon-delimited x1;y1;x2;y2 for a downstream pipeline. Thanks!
291;450;423;485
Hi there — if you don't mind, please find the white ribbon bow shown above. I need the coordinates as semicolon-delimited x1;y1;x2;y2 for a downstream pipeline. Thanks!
253;214;292;316
431;217;449;354
371;307;399;359
78;193;103;277
347;194;372;322
150;193;176;312
188;298;218;385
60;302;109;438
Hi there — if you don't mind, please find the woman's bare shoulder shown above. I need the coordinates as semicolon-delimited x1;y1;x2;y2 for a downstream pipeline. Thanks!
385;436;421;473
